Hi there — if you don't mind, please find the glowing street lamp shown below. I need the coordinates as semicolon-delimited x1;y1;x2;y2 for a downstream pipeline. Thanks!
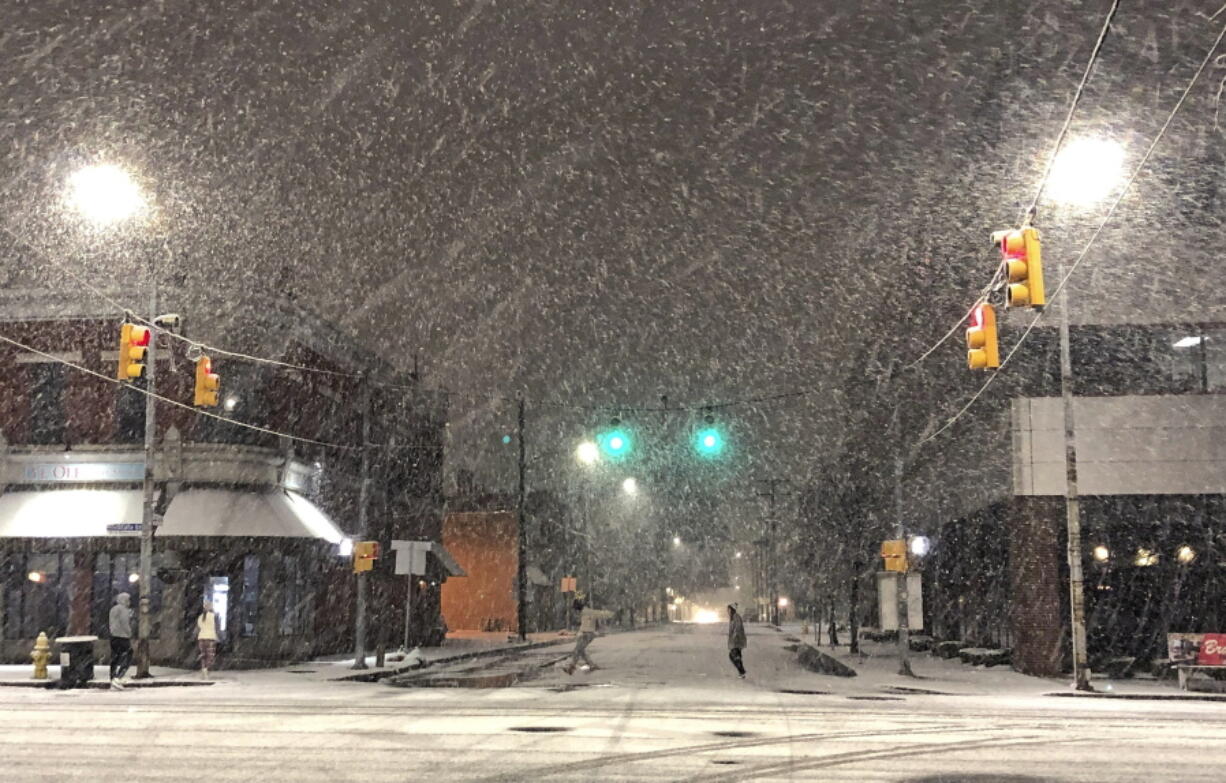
67;164;146;225
622;477;638;496
576;441;599;465
1047;137;1125;206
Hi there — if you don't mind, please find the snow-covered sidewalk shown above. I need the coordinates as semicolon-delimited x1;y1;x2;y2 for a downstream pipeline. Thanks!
774;623;1226;701
0;628;579;690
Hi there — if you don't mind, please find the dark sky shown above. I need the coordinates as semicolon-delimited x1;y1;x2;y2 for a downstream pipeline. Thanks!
3;1;1224;536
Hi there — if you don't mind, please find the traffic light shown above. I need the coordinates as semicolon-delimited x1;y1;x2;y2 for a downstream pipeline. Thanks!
597;418;633;460
353;540;379;573
881;539;908;572
116;323;151;381
993;226;1045;308
193;356;220;407
966;303;1000;370
693;414;726;458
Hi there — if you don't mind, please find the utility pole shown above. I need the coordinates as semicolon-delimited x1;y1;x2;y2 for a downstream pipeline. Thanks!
893;454;914;677
1057;259;1093;691
135;289;157;679
516;398;528;641
351;376;372;669
756;479;792;626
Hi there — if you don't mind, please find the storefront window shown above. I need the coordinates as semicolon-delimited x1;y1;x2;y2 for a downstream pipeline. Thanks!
1;553;71;639
279;554;312;637
91;552;163;639
240;555;260;637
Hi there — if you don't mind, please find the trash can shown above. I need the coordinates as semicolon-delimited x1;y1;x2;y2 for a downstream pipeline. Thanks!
54;636;99;689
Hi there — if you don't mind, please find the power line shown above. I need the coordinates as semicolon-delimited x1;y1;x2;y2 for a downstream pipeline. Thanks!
905;0;1120;375
1023;0;1121;222
0;330;355;450
921;17;1226;446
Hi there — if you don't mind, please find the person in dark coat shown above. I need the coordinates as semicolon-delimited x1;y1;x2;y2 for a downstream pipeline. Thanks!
728;603;747;678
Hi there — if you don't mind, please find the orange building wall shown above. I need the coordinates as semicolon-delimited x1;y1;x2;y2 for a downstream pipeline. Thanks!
440;511;518;633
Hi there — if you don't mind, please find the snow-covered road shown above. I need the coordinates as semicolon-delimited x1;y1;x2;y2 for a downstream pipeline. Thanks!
1;623;1218;781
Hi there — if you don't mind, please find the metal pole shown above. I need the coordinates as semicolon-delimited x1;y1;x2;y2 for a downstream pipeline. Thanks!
1058;261;1093;691
516;398;527;641
403;572;414;651
894;454;914;677
135;288;157;679
351;377;372;669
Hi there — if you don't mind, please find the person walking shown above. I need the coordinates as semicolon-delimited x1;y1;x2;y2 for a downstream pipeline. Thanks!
108;592;133;690
728;603;747;679
562;597;613;675
196;600;220;679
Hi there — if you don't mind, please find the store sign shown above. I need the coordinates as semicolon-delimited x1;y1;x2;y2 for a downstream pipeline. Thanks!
1168;633;1226;666
22;462;144;483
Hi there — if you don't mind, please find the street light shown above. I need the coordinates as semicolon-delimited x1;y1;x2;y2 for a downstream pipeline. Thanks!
1046;137;1125;206
672;536;681;547
622;477;638;495
1045;136;1126;693
67;164;146;225
576;441;599;465
69;162;158;679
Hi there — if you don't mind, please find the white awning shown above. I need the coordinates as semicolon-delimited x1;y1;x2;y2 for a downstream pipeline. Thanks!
160;489;345;543
0;487;345;543
0;489;143;537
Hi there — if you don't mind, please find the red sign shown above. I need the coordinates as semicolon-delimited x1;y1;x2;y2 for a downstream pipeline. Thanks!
1198;634;1226;666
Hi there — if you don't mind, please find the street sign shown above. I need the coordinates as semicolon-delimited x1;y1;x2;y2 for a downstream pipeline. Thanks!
392;541;428;576
560;576;577;593
877;571;923;631
106;523;142;535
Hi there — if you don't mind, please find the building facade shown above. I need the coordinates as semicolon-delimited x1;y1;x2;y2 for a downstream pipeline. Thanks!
0;289;449;666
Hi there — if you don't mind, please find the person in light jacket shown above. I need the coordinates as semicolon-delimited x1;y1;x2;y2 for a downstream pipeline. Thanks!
108;592;133;690
562;597;614;675
728;603;747;678
196;600;220;679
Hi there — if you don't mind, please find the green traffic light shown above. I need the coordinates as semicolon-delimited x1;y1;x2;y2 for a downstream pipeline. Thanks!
694;427;725;457
598;427;633;460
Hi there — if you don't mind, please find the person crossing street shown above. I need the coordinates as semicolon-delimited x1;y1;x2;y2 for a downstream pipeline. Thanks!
728;603;747;678
562;597;614;675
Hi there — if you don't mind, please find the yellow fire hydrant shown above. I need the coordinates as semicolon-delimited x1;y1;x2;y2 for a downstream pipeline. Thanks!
31;632;51;680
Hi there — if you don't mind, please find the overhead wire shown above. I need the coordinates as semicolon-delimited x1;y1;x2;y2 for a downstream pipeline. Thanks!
920;16;1226;446
0;330;356;450
0;0;1143;421
901;0;1121;376
1023;0;1122;223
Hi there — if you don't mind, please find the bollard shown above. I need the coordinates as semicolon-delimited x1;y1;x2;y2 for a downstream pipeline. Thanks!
31;632;51;680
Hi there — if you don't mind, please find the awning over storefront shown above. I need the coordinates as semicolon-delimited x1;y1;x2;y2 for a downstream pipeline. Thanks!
0;488;345;543
0;489;143;537
159;489;346;543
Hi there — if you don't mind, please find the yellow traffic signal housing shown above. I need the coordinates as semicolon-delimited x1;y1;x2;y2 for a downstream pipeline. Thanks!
881;539;908;573
193;356;221;407
117;323;151;381
353;540;379;573
966;303;1000;370
993;226;1045;308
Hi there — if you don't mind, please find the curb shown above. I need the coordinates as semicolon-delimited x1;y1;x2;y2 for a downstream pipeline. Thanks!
336;623;658;683
1045;690;1226;703
335;637;576;683
0;679;215;690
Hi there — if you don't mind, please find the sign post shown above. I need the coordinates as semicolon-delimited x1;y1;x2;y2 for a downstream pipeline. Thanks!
393;542;428;650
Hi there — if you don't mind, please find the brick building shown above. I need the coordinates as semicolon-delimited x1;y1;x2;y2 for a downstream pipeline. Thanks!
0;287;450;666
